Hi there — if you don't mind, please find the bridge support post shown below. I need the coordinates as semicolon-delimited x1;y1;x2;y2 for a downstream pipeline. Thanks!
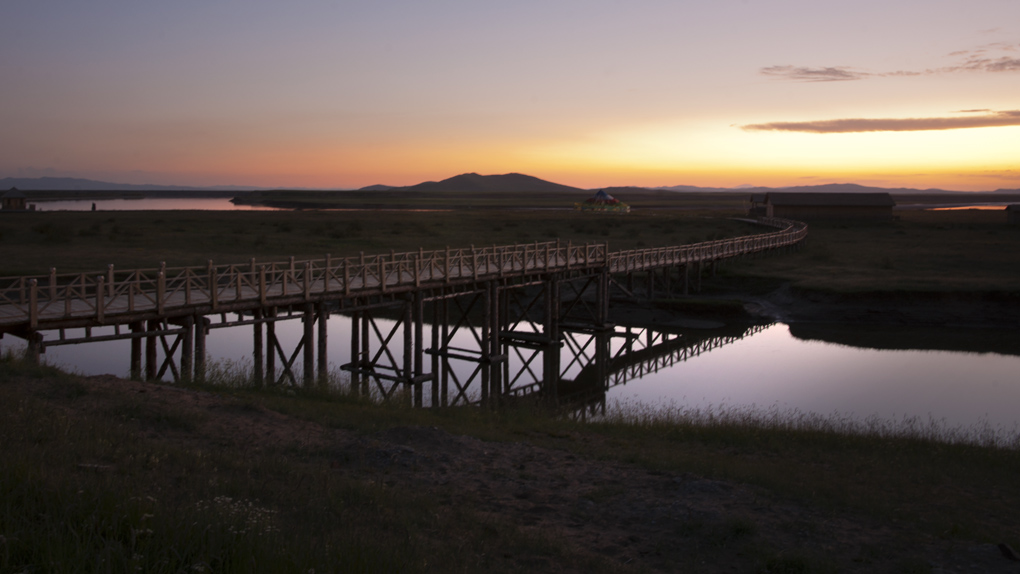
360;307;370;396
303;303;315;387
130;321;143;380
25;333;42;365
195;316;207;383
597;269;610;327
440;298;449;406
413;291;425;407
681;264;689;296
180;315;194;383
145;319;159;381
253;309;264;388
543;276;560;402
430;301;440;407
349;310;361;394
266;307;277;385
317;302;328;389
402;296;413;405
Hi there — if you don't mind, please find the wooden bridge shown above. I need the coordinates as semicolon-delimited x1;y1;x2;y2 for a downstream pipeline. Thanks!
0;217;806;403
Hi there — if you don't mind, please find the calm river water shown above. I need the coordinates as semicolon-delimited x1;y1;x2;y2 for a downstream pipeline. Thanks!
5;318;1019;439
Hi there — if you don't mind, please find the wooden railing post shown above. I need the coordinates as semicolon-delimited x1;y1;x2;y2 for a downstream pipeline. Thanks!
343;258;351;296
49;268;57;301
157;270;166;314
208;260;218;310
96;276;105;323
324;254;332;292
360;251;367;288
259;265;267;305
445;247;451;283
471;245;479;280
106;265;115;297
29;279;38;329
304;262;311;300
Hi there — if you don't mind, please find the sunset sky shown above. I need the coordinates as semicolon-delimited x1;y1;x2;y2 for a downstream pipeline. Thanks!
2;0;1018;191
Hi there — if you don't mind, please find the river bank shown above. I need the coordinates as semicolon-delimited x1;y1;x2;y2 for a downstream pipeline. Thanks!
3;357;1019;573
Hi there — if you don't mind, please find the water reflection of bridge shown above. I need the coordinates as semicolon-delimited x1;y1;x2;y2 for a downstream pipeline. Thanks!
434;322;771;415
1;218;804;397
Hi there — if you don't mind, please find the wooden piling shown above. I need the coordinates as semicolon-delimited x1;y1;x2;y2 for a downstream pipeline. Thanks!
253;309;264;388
195;315;207;383
303;303;315;387
130;321;143;380
181;315;194;383
317;302;328;388
266;307;276;385
145;319;158;381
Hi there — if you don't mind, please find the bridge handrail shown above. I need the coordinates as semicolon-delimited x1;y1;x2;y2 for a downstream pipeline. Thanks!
0;219;806;329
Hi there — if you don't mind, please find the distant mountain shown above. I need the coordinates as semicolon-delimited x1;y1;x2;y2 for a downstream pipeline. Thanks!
401;173;585;194
655;182;980;194
654;184;739;192
0;177;260;192
358;184;397;191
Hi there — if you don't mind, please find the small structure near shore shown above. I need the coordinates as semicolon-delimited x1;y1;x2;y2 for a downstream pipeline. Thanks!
1008;204;1020;225
576;189;630;213
764;192;894;220
748;193;768;217
1;188;28;211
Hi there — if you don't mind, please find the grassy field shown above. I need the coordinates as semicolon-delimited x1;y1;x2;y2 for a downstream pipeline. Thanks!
3;355;1019;573
730;209;1020;292
0;208;755;275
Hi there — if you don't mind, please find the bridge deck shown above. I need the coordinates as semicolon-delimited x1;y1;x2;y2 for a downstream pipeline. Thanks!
0;217;806;333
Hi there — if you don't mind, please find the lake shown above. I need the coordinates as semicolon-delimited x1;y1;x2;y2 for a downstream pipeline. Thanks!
28;197;277;211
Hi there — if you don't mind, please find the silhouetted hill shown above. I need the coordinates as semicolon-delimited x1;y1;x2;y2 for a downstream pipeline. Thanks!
402;173;585;193
358;184;397;191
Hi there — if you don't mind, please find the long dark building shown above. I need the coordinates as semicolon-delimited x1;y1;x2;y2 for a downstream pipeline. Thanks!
765;192;895;220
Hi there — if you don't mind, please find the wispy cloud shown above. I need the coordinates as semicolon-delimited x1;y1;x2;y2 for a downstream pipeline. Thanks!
741;110;1020;133
762;42;1020;81
759;65;871;82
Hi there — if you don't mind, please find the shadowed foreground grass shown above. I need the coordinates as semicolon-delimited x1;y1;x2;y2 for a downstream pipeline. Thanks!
3;354;1019;573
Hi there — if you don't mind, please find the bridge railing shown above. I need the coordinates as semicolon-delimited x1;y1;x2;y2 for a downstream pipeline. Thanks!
607;217;805;273
0;220;804;329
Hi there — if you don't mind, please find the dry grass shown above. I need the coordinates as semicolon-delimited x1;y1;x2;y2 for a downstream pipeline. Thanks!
732;210;1020;292
0;209;755;275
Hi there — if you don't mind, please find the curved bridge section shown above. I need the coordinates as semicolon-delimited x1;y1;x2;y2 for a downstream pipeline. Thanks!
0;218;805;392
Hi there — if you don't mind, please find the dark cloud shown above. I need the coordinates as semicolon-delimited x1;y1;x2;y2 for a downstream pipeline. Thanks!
759;65;870;82
741;110;1020;133
762;43;1020;82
